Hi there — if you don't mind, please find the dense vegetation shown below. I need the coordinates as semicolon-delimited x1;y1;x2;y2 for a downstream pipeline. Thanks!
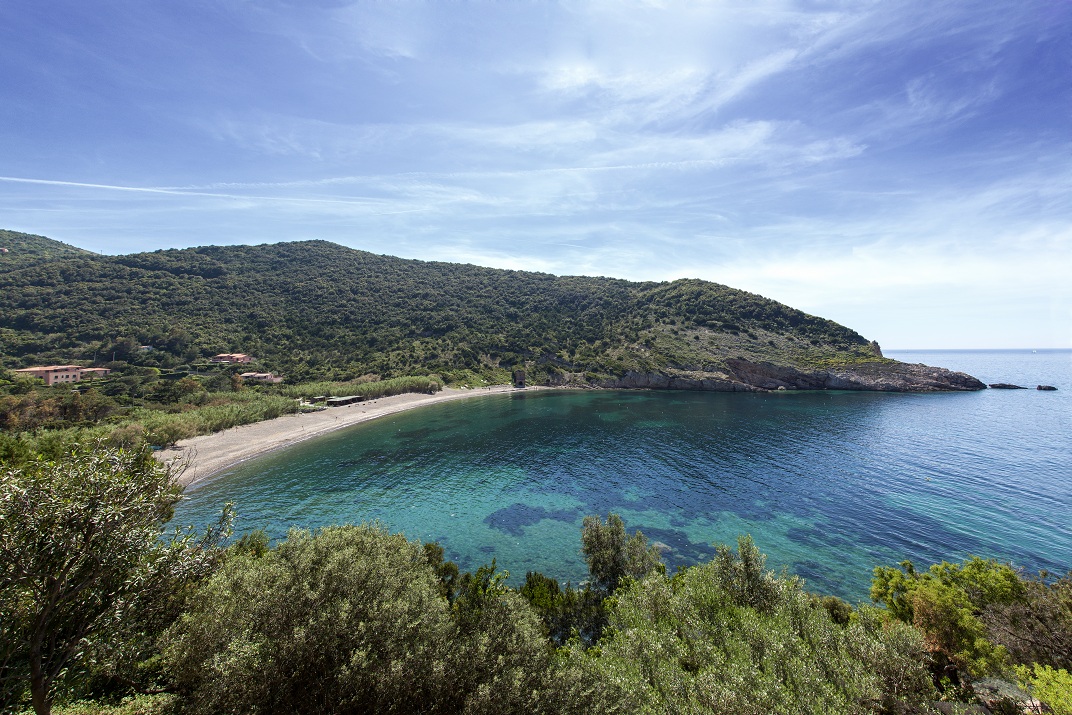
0;368;443;460
2;446;1069;715
0;230;880;384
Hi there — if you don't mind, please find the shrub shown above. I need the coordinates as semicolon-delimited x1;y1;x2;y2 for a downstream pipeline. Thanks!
163;525;552;715
557;536;934;714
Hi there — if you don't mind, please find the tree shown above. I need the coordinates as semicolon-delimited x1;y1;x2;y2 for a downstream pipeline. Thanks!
870;557;1041;679
983;571;1072;671
580;513;664;595
163;525;455;714
0;445;227;715
519;571;603;646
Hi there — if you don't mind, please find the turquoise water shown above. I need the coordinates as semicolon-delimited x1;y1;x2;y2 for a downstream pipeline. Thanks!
176;350;1071;601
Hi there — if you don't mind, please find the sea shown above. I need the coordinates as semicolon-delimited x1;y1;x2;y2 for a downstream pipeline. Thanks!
175;349;1071;601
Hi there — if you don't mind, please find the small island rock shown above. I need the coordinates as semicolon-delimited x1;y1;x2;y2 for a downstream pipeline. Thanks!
1037;385;1058;391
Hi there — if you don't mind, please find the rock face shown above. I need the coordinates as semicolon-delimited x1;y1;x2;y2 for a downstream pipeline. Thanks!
727;360;985;392
549;359;986;393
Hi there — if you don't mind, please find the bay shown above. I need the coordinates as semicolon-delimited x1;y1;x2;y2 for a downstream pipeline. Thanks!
176;349;1071;601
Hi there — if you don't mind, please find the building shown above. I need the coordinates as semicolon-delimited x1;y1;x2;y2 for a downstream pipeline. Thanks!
13;365;111;386
240;371;284;384
210;353;253;364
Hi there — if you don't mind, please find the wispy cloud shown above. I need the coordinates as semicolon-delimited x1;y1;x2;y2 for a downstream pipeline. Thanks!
1;1;1068;346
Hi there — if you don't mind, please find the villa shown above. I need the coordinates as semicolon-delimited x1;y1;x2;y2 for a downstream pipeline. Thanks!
240;371;284;384
210;353;253;364
13;365;112;386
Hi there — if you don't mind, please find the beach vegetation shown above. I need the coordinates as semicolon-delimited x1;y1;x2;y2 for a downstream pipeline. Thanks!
0;372;445;462
280;375;443;400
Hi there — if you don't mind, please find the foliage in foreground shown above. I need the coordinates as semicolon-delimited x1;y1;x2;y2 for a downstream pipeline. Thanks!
560;536;935;715
162;524;552;715
157;524;939;715
0;446;229;715
3;437;1068;715
1016;664;1072;715
872;556;1072;676
871;555;1072;712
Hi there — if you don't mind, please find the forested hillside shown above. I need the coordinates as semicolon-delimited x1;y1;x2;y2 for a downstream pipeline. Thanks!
0;229;92;270
0;230;879;384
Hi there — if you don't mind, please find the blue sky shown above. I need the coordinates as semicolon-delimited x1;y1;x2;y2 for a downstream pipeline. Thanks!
1;1;1069;348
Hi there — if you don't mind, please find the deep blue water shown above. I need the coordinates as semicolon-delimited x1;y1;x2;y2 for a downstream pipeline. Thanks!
176;350;1071;601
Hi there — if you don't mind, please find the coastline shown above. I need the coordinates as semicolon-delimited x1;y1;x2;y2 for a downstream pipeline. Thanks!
157;355;989;490
157;385;528;489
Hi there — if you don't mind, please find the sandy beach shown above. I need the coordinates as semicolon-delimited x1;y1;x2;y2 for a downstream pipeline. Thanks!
156;385;527;488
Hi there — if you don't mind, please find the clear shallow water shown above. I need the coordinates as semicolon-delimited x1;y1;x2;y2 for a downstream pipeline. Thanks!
176;350;1071;601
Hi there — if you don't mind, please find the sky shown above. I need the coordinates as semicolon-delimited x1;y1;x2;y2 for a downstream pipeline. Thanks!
1;1;1069;349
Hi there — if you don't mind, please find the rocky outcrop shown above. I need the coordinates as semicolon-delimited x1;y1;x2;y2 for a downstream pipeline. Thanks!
1037;385;1057;391
989;383;1027;390
550;359;985;393
726;359;986;392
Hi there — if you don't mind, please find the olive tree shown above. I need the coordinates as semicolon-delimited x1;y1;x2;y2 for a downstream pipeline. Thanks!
580;513;664;594
0;446;226;715
163;525;555;715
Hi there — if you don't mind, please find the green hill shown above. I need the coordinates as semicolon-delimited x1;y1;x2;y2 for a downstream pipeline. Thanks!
0;229;93;272
0;230;981;391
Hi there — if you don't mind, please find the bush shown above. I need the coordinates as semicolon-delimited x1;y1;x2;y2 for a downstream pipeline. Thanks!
561;536;935;714
1015;664;1072;715
163;525;453;714
163;525;552;715
872;557;1072;681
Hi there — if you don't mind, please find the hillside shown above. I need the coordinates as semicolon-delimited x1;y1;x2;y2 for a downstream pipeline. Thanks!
0;229;93;271
0;230;982;391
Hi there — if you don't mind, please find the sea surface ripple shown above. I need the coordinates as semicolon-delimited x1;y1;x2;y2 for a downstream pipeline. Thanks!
176;350;1071;600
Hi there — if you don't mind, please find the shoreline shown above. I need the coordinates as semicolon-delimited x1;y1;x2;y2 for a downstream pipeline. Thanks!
157;385;531;489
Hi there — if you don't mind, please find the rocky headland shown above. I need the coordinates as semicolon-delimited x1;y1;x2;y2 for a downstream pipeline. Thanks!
548;359;985;393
